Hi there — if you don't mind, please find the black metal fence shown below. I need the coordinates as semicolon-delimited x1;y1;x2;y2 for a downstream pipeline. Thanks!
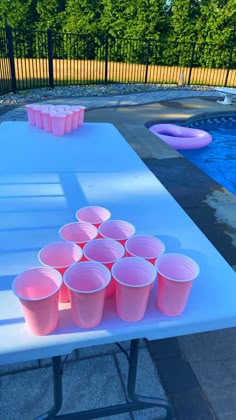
0;25;236;95
0;28;12;94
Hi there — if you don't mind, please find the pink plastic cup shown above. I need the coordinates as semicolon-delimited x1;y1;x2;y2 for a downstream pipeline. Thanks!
46;105;56;110
38;242;83;303
26;104;37;126
64;111;73;133
155;253;200;316
59;105;71;111
64;261;111;328
70;106;80;129
33;106;44;129
12;267;62;335
50;112;66;136
112;257;156;322
125;235;165;265
76;206;111;228
53;107;66;113
78;106;85;127
71;110;79;130
99;220;135;245
83;238;125;297
41;110;52;133
59;222;98;249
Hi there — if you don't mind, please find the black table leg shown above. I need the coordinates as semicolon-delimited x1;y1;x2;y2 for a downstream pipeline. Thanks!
34;340;174;419
35;356;63;420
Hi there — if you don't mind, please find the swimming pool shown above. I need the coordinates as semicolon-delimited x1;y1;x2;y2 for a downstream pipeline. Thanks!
179;118;236;195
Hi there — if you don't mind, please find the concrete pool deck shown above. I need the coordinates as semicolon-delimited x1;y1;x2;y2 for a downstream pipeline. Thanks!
0;89;236;419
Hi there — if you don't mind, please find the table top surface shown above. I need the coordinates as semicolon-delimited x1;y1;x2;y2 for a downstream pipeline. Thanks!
0;122;235;365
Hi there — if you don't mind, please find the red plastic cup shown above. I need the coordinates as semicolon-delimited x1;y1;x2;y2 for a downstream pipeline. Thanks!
50;112;66;136
59;222;98;249
99;219;135;245
33;106;44;129
12;267;62;335
64;111;73;133
38;241;82;303
78;106;85;127
83;238;124;297
76;206;111;228
155;253;200;316
112;257;156;322
125;235;165;265
41;110;52;133
64;261;111;328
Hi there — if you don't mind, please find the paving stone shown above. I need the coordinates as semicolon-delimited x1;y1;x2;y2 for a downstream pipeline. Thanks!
178;328;236;362
190;359;236;419
155;357;199;394
0;366;53;419
115;348;167;419
171;388;216;420
0;355;129;419
144;157;223;209
60;355;128;416
186;206;236;266
0;89;225;123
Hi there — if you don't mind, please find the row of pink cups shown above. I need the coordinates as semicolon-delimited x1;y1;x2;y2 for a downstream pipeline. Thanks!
26;104;85;136
12;206;200;336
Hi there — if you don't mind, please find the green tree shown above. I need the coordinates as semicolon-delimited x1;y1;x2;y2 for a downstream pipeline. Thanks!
196;0;235;44
100;0;169;64
36;0;66;31
195;0;236;67
63;0;104;36
165;0;200;67
168;0;200;42
0;0;37;30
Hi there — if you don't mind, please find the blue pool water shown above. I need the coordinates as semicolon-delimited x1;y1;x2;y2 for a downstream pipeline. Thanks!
180;124;236;195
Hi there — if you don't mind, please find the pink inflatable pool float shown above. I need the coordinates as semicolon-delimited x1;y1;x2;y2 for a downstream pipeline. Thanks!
149;124;212;150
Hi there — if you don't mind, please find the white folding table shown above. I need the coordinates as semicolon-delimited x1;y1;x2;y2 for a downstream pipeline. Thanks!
0;122;235;419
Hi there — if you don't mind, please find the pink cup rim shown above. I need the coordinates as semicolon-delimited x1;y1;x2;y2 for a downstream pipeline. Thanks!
41;109;52;115
26;103;38;109
112;256;156;288
76;206;111;224
50;113;66;118
38;241;82;269
64;261;111;294
125;235;166;259
12;266;63;302
32;106;42;110
99;219;135;241
83;238;125;264
155;253;200;283
59;221;98;243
